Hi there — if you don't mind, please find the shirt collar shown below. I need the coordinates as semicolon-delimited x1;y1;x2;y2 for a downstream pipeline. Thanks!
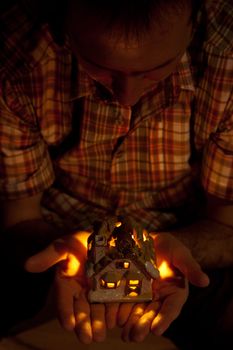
69;51;195;103
61;34;195;101
65;41;195;103
175;51;195;92
68;58;96;101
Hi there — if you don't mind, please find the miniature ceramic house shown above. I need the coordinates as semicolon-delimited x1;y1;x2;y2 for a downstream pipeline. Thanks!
86;217;160;303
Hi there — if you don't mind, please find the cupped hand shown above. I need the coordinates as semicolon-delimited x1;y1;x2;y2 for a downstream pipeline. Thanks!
54;268;107;344
120;232;210;342
24;231;155;343
24;231;130;343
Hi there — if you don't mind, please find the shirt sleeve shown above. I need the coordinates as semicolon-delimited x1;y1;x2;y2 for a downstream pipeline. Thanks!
201;93;233;201
0;80;55;200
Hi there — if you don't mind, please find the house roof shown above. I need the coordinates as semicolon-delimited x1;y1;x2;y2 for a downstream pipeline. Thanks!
86;216;159;280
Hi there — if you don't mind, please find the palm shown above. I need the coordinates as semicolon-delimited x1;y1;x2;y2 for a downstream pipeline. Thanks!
119;232;209;342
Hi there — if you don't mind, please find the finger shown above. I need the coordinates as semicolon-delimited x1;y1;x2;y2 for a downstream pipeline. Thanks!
105;303;119;329
121;303;146;342
55;274;81;331
74;289;93;344
129;301;160;342
174;250;209;287
25;241;67;272
91;303;106;342
117;303;134;327
151;284;188;336
25;232;90;273
186;263;209;287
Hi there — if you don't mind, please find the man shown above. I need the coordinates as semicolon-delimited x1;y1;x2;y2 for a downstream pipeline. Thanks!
0;0;233;348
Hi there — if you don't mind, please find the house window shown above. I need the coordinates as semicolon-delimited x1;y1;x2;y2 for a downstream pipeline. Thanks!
115;261;130;269
100;279;120;289
129;279;140;286
125;279;141;296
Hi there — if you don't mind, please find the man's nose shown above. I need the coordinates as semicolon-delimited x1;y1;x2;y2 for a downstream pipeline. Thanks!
112;75;148;106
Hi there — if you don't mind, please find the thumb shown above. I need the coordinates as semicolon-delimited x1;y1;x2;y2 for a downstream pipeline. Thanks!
185;262;210;287
175;253;210;288
24;242;67;272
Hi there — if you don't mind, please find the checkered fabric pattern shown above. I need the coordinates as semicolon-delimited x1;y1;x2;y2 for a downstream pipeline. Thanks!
0;0;232;231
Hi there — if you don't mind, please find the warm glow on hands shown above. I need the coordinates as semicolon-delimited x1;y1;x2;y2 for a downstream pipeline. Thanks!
60;231;90;277
62;253;81;277
25;231;90;276
73;231;89;250
158;260;175;279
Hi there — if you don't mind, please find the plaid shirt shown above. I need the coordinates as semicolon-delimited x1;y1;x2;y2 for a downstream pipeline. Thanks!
0;0;233;231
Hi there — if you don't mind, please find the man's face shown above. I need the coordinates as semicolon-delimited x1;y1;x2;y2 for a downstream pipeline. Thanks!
67;4;193;106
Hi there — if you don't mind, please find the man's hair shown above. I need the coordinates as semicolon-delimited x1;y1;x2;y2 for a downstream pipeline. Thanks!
22;0;203;45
